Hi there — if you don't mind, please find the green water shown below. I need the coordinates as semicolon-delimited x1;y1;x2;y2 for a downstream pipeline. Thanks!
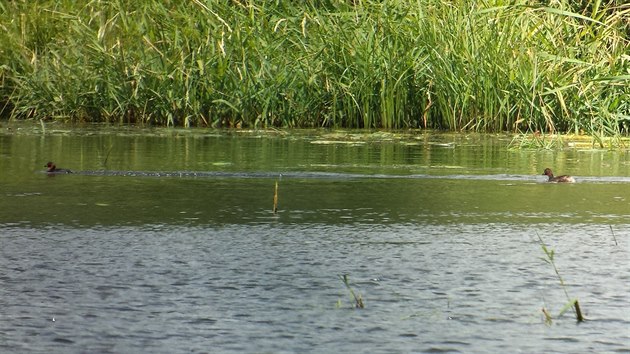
2;123;629;353
1;124;629;227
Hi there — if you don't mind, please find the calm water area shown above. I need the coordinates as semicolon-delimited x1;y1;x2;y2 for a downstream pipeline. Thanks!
1;123;629;353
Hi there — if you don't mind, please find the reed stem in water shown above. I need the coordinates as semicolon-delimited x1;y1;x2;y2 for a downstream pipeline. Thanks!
272;180;279;214
610;225;618;246
339;274;364;309
537;232;584;323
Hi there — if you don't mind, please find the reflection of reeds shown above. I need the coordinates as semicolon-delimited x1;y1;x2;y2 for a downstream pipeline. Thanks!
1;1;627;141
99;144;114;169
537;232;584;323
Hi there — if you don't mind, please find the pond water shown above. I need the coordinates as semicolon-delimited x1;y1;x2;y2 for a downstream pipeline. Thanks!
1;124;629;353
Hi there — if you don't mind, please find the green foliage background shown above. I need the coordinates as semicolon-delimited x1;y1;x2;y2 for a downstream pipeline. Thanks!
1;0;628;134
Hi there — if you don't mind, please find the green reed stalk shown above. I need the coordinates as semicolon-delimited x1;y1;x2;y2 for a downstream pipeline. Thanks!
272;179;279;214
537;232;584;323
338;274;364;309
610;225;618;246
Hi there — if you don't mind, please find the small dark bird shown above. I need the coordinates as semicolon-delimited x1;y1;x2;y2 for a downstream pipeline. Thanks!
542;168;574;183
45;162;72;174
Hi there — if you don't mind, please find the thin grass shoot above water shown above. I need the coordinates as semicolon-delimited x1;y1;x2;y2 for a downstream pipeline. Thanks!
272;179;279;214
537;232;584;323
610;225;618;246
338;274;364;309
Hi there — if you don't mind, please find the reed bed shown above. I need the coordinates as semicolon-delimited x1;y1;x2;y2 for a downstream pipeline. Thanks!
1;0;628;137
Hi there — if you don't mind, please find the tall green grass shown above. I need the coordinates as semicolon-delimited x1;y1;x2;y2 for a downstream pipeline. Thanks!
1;0;628;136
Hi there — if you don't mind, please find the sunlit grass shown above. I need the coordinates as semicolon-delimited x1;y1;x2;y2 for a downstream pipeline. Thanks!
0;0;628;141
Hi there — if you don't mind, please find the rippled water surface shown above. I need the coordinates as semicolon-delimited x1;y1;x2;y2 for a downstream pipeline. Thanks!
1;125;629;353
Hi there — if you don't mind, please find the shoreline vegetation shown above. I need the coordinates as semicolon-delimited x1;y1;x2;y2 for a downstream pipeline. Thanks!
1;1;628;137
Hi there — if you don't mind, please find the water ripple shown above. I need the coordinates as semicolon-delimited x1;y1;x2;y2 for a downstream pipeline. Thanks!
43;169;630;183
1;222;628;353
